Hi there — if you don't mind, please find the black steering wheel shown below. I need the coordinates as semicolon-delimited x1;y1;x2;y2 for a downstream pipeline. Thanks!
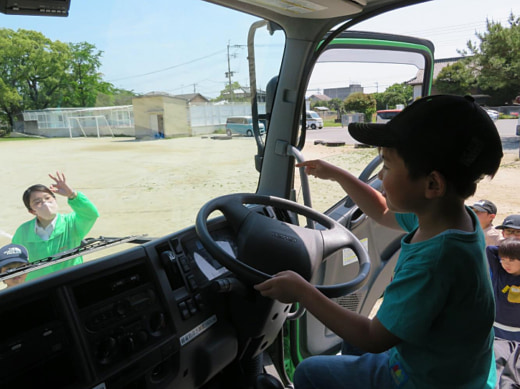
195;193;370;298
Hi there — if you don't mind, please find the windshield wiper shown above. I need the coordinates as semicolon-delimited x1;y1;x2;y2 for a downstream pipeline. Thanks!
0;235;148;283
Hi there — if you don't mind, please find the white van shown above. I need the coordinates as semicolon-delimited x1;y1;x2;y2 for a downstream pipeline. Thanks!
305;111;324;130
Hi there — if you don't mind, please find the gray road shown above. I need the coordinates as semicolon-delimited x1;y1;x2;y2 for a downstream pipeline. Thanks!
306;119;519;151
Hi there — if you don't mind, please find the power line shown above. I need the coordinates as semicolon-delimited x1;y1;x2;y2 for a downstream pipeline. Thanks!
108;49;226;82
400;16;513;39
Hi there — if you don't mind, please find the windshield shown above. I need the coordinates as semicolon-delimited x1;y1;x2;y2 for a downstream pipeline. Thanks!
0;1;285;287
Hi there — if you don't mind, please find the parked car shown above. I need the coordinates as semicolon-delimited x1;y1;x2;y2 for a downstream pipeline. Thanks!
517;115;520;136
225;116;265;136
305;110;324;129
484;108;499;121
376;109;402;123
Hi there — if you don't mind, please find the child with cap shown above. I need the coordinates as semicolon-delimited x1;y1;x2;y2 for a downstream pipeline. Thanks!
470;199;500;246
255;95;502;389
0;243;29;288
12;172;99;281
486;215;520;341
486;237;520;387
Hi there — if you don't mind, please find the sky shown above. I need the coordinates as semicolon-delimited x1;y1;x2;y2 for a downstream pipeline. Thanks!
0;0;518;99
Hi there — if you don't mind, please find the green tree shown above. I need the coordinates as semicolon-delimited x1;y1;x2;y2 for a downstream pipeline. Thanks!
372;92;385;110
343;92;376;122
372;83;412;111
382;83;413;108
326;98;342;112
434;61;477;95
17;30;70;110
464;13;520;105
0;28;125;130
0;77;23;129
0;29;71;119
327;98;343;121
95;82;135;107
213;81;249;102
64;42;103;107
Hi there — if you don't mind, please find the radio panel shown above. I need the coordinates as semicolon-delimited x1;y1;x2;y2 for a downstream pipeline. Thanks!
72;262;176;376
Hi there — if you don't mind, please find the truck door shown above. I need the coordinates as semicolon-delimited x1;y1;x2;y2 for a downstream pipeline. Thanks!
287;30;434;375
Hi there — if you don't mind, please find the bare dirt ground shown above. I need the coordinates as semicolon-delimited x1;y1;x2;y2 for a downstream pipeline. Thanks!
0;133;518;255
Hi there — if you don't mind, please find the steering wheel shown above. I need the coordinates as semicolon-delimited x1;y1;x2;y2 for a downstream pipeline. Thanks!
195;193;370;298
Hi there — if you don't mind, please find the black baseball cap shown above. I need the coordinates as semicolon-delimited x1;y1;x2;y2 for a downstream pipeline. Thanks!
348;95;503;185
470;200;497;215
0;244;29;267
496;215;520;230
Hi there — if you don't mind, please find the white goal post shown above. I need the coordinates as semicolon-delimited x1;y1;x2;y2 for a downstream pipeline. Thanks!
67;115;115;138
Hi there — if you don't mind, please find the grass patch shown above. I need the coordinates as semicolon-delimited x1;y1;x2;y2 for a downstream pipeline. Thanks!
500;114;519;119
0;136;45;142
323;118;343;127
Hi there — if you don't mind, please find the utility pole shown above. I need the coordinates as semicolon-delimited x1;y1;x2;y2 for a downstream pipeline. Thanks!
226;43;235;101
225;42;246;102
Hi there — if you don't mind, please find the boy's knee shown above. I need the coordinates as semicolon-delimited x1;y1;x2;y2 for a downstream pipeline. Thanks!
294;357;324;389
294;358;315;387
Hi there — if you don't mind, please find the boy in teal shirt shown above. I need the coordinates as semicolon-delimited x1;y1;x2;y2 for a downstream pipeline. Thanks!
12;172;99;281
255;95;502;388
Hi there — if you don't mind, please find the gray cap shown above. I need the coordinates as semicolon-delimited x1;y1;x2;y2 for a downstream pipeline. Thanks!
470;200;497;215
496;215;520;230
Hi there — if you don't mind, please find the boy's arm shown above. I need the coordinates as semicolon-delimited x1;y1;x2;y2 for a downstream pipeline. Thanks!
255;270;400;353
297;160;401;230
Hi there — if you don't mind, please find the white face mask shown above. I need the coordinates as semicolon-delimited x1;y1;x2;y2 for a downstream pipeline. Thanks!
36;200;58;221
30;194;58;222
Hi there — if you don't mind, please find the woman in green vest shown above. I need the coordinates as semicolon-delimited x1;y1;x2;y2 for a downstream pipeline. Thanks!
12;171;99;281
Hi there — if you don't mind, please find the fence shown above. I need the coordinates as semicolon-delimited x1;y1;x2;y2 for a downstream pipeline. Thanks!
19;106;134;137
189;102;266;135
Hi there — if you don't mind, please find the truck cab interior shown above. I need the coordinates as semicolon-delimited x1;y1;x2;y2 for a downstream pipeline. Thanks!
0;0;438;388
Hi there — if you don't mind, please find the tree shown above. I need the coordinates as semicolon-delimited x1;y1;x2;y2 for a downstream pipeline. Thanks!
96;84;135;107
14;29;70;110
464;13;520;105
372;83;412;110
0;77;23;129
372;92;386;110
382;83;413;108
213;81;249;102
434;61;477;95
343;92;376;122
0;28;71;126
64;42;103;107
328;98;343;111
327;98;343;121
0;28;126;130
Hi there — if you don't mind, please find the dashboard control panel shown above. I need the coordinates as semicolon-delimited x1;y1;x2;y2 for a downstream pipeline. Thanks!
0;225;239;389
